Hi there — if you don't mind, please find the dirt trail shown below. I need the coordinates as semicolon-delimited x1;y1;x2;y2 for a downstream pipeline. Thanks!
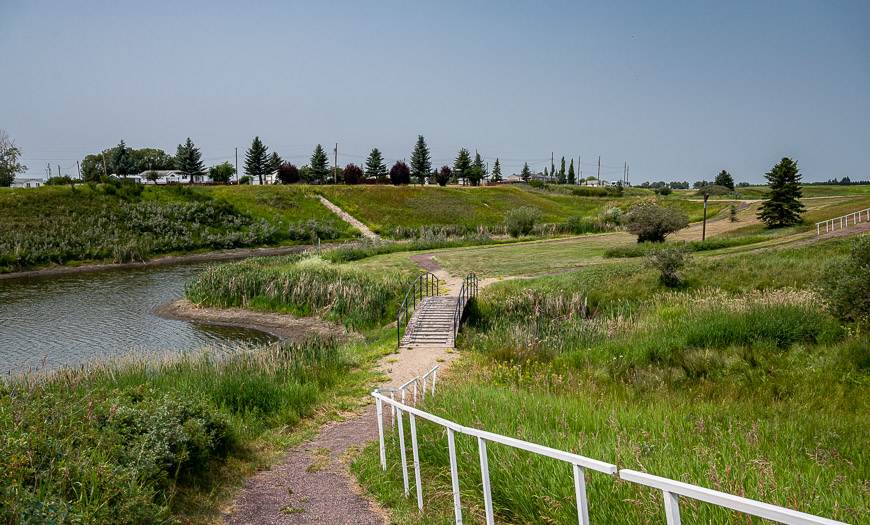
222;255;463;524
318;196;380;240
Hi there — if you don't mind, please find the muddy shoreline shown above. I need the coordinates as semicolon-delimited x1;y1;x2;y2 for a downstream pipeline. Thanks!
154;299;357;342
0;244;325;281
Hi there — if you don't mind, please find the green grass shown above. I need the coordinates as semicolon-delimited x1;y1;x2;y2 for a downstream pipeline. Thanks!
186;254;418;329
0;184;355;272
0;336;372;524
722;184;870;199
353;236;868;524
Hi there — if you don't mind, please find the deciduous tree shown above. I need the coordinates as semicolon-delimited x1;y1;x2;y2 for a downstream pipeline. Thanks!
435;165;451;186
0;130;27;187
624;202;689;242
209;162;235;184
277;163;300;184
343;163;364;184
389;161;410;185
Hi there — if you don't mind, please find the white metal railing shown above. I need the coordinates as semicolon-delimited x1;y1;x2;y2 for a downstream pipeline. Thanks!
371;369;849;525
816;208;870;235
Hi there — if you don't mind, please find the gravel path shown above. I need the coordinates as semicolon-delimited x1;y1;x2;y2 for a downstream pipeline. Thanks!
318;196;380;240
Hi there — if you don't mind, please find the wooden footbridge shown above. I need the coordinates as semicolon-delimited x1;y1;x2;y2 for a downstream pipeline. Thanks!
396;272;478;349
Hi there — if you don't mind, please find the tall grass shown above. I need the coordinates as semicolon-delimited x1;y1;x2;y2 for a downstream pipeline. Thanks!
354;237;868;524
0;338;349;524
185;256;414;328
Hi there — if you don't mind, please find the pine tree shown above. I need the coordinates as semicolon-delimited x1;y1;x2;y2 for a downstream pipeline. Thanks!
758;157;805;228
491;158;502;182
111;140;132;177
244;136;270;185
175;137;204;184
268;152;283;175
558;156;566;184
468;151;486;186
567;158;576;185
544;167;549;178
310;144;330;184
521;162;531;182
365;148;387;182
714;170;735;190
410;135;431;185
453;148;472;185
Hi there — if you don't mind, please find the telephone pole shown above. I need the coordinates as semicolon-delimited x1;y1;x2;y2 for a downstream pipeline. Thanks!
334;143;339;183
234;147;238;184
597;156;601;184
76;161;81;179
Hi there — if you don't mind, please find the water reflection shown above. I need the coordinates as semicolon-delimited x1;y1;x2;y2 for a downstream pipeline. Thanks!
0;263;276;375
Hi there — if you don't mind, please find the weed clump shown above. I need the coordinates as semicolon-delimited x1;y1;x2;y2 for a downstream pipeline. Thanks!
504;206;542;237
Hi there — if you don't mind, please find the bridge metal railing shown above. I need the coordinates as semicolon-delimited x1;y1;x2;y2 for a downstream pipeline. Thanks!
451;273;478;342
371;367;848;525
396;272;440;347
816;208;870;235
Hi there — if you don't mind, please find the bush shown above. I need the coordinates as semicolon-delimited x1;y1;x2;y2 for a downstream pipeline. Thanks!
645;247;691;287
655;186;672;196
342;163;364;185
694;184;732;196
239;175;252;185
389;161;411;185
434;165;451;186
504;206;542;237
821;236;870;324
624;202;689;242
277;163;300;184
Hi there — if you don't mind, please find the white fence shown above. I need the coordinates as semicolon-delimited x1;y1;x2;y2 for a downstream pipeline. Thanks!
372;367;849;525
816;208;870;235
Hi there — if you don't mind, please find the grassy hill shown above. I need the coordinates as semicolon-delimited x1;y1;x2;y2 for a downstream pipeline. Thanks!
0;184;354;272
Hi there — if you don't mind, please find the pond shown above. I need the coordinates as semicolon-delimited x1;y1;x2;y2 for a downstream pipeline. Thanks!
0;263;276;376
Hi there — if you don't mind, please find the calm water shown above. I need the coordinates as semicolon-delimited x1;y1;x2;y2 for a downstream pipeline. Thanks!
0;263;275;375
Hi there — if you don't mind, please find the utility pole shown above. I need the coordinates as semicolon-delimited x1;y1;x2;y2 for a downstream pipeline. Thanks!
579;156;582;183
102;156;108;179
234;147;238;184
334;143;338;183
57;164;61;178
597;156;601;184
702;191;710;241
76;161;81;179
624;161;627;184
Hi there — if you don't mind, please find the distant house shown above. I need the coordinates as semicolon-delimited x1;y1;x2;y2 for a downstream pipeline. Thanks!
529;172;557;183
11;178;44;189
137;170;213;184
249;170;279;185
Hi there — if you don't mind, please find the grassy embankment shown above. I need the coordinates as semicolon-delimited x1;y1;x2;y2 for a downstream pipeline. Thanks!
316;185;722;236
0;241;428;523
353;234;869;524
0;184;355;273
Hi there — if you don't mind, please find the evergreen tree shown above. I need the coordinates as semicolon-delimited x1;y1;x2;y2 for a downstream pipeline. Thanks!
557;156;566;184
543;167;549;178
175;137;204;184
244;136;270;185
469;151;487;186
310;144;330;184
568;159;576;185
111;140;133;177
550;158;556;178
714;170;735;190
491;158;502;182
453;148;472;185
758;157;805;228
521;162;531;182
410;135;431;185
268;152;283;175
365;148;387;182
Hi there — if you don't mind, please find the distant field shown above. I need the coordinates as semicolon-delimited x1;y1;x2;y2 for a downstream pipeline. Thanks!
707;183;870;200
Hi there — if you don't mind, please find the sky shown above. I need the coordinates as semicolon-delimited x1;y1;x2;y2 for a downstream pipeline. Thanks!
2;1;869;183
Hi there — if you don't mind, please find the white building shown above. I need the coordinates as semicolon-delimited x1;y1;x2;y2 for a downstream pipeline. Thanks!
137;170;213;184
11;178;44;189
249;170;279;185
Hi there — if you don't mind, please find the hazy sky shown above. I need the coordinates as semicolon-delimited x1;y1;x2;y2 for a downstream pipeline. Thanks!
2;1;869;183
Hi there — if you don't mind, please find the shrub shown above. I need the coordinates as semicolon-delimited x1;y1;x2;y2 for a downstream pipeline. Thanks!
655;186;672;196
239;175;252;185
624;202;688;242
209;161;235;184
342;163;364;185
504;206;542;237
435;165;451;186
730;203;738;222
645;247;691;287
277;162;300;184
821;236;870;324
389;161;410;185
694;184;732;196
